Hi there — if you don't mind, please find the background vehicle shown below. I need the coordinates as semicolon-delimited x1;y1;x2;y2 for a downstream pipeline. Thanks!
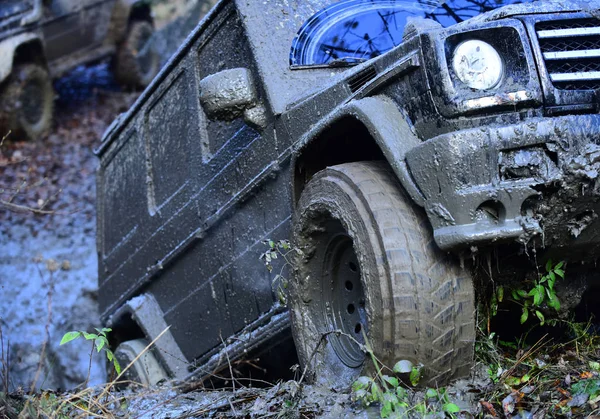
0;0;159;140
96;0;600;388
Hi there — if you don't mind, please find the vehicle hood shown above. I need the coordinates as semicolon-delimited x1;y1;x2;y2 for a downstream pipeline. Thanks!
466;0;598;25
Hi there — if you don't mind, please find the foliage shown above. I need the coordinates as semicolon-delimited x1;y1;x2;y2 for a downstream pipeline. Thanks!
350;335;460;418
491;260;565;326
60;328;121;375
259;239;303;305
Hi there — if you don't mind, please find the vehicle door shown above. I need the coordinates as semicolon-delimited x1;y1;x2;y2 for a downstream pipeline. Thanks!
79;0;116;48
41;0;86;61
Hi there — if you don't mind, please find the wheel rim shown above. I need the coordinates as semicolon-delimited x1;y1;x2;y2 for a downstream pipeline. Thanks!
20;77;44;126
322;231;367;368
136;26;156;78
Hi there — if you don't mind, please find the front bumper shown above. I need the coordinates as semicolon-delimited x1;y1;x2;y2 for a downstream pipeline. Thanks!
406;114;600;251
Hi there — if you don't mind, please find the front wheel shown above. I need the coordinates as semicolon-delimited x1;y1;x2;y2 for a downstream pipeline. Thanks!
0;64;54;140
289;161;475;389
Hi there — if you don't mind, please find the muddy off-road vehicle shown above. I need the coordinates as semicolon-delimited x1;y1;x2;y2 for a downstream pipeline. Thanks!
0;0;160;139
96;0;600;388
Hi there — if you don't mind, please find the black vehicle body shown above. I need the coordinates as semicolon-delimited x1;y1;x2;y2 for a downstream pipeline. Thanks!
96;0;600;383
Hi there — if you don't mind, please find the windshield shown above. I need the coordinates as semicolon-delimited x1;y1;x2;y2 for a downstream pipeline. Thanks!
290;0;537;67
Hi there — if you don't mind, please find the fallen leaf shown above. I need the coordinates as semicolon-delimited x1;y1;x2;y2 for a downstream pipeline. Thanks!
480;400;498;417
557;387;571;398
581;372;594;379
502;392;523;416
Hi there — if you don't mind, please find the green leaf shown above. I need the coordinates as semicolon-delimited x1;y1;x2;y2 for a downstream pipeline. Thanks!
497;286;504;303
548;275;556;291
60;331;81;345
383;392;399;405
505;376;521;386
549;271;556;282
520;308;529;324
548;292;561;311
95;337;106;352
590;361;600;372
555;268;565;278
371;382;383;402
535;310;545;325
426;388;438;399
268;240;275;249
83;332;98;341
353;389;368;401
409;367;421;386
533;285;545;306
383;375;399;388
517;289;528;298
511;289;520;301
415;402;426;413
396;386;407;399
443;403;461;414
555;261;564;270
352;376;372;392
113;358;121;375
106;349;113;362
380;401;392;418
545;259;553;273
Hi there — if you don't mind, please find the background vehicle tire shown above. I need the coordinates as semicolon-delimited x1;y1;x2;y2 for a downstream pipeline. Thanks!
113;339;168;387
289;161;475;389
114;20;159;88
0;64;54;140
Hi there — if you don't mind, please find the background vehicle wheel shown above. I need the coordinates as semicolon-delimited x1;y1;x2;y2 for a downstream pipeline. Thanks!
289;161;475;389
0;64;54;140
114;20;159;88
113;339;168;387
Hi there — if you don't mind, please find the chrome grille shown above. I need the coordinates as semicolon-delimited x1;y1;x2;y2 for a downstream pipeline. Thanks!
537;18;600;90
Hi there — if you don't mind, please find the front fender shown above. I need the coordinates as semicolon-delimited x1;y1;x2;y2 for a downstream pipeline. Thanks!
296;95;426;207
0;33;42;83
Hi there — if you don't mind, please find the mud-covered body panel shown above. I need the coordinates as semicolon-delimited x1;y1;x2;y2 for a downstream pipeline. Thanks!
96;0;600;378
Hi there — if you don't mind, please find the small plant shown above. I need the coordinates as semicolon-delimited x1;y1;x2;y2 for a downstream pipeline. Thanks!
260;239;303;305
491;260;565;326
351;335;459;418
60;328;121;386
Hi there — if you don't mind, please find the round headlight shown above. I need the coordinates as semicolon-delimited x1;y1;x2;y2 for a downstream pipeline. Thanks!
452;40;504;90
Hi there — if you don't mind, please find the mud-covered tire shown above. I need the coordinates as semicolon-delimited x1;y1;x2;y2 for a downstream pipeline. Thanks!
113;339;168;387
289;161;475;389
114;20;159;88
0;64;54;140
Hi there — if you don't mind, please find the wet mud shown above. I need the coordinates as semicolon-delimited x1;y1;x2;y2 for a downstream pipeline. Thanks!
0;67;137;390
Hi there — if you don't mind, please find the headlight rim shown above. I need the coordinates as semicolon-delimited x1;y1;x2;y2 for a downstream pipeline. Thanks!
451;39;505;91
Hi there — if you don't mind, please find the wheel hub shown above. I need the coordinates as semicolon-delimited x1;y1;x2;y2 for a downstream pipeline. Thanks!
322;234;367;368
21;78;44;125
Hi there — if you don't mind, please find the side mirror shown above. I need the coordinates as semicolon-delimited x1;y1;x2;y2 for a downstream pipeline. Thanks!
199;68;258;121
